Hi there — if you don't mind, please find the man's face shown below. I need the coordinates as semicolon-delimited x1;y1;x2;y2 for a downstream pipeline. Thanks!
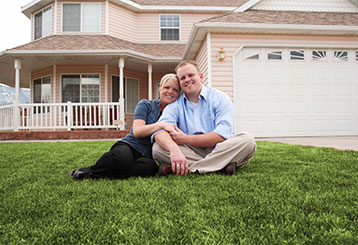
176;64;202;98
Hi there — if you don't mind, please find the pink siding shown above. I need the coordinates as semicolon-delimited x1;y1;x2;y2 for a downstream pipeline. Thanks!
136;13;218;43
210;33;358;100
108;2;136;42
195;37;209;86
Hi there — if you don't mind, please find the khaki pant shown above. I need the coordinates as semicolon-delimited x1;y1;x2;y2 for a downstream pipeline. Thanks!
152;132;257;174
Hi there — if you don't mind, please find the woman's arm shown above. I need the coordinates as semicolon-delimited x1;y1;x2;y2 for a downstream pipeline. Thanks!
132;119;176;138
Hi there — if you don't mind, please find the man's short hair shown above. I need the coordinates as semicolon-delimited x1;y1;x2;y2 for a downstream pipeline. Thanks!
175;60;201;75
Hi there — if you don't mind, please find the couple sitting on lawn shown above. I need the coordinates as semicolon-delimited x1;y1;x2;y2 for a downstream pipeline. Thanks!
68;60;256;180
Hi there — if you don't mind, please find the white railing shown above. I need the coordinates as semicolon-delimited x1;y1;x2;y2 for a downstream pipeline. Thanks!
0;102;123;131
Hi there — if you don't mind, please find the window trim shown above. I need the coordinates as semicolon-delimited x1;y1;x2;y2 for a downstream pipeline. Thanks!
33;75;52;103
61;2;101;33
159;14;181;41
60;73;101;103
111;75;139;114
33;5;53;40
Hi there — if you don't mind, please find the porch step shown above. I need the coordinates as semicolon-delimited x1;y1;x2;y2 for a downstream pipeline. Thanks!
0;129;129;141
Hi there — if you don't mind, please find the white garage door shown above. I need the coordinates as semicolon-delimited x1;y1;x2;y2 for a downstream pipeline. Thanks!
234;48;358;137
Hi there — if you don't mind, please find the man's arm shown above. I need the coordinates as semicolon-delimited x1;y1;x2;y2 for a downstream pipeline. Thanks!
170;126;225;147
154;131;189;176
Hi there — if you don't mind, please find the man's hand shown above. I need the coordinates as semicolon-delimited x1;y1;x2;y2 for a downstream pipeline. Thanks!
169;125;188;145
169;147;189;176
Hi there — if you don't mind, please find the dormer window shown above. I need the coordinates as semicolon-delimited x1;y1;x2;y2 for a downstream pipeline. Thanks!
62;3;101;32
34;6;52;40
160;15;180;41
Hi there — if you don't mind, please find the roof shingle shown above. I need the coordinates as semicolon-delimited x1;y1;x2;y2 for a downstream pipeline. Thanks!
131;0;250;7
12;35;185;58
202;10;358;26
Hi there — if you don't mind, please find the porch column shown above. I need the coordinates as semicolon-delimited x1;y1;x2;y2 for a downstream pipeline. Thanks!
119;57;125;129
13;59;21;131
148;64;152;100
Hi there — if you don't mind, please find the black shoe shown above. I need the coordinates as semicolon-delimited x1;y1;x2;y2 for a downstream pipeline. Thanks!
158;164;174;176
68;169;90;180
223;162;237;175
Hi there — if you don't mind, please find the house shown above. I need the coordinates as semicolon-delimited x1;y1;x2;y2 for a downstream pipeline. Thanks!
0;0;357;138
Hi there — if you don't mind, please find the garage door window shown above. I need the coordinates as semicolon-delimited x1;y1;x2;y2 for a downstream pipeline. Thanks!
334;51;348;62
267;51;282;60
290;50;304;60
312;50;327;62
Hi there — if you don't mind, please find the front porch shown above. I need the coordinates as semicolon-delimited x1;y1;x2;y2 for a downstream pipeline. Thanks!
0;102;131;133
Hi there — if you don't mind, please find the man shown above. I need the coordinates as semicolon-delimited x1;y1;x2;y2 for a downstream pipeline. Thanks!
152;60;256;176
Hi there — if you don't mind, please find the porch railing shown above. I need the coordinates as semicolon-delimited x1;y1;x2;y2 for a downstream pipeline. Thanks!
0;102;124;131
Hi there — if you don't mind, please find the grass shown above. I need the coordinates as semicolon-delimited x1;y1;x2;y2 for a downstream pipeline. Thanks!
0;140;357;244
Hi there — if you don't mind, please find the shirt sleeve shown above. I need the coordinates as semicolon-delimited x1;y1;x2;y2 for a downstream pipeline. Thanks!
150;101;178;142
212;92;234;139
133;99;149;121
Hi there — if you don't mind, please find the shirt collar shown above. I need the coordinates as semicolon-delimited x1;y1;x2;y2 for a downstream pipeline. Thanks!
183;84;207;102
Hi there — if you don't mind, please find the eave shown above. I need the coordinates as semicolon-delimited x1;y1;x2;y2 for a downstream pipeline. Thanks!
183;22;358;60
21;0;237;18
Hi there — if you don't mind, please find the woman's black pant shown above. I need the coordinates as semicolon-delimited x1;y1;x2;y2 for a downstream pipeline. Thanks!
78;141;158;179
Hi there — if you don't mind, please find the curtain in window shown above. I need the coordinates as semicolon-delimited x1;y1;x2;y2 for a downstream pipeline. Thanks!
82;3;100;32
63;4;80;31
42;6;52;37
126;78;139;114
34;12;42;40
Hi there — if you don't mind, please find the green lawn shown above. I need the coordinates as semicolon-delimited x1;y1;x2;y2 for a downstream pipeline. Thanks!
0;140;357;244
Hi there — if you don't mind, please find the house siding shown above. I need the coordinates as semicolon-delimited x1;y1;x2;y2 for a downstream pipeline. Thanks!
195;37;209;86
108;2;136;42
210;33;358;100
136;12;217;43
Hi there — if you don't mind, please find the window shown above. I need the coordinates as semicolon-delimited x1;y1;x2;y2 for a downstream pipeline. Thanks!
312;50;327;61
112;76;139;113
160;15;180;41
34;76;51;113
62;74;100;103
34;76;51;103
34;6;52;40
268;51;282;60
334;51;348;62
290;50;304;60
63;3;100;32
356;51;358;61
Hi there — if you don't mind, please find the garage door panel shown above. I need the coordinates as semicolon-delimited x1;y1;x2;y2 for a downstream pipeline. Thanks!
290;101;309;114
235;47;358;137
334;101;354;114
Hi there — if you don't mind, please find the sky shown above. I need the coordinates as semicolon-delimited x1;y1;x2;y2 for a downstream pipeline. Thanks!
0;0;31;52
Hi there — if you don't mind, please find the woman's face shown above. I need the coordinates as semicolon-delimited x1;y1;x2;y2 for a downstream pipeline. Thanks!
159;78;180;106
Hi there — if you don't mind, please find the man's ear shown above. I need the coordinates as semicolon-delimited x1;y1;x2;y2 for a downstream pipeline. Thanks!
200;74;203;80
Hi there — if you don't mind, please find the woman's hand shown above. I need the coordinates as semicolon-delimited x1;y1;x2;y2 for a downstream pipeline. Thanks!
158;121;177;133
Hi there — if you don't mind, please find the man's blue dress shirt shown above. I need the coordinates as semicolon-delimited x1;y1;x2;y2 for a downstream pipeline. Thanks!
153;85;234;141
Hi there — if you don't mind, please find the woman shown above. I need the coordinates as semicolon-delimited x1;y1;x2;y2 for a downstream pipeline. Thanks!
68;73;180;180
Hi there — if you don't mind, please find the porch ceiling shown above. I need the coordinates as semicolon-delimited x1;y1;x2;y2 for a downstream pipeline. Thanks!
0;53;180;88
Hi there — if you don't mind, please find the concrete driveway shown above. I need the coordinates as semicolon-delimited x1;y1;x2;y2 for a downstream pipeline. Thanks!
256;136;358;151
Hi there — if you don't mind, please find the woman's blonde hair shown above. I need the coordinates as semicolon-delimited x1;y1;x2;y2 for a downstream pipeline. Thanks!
158;73;180;90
